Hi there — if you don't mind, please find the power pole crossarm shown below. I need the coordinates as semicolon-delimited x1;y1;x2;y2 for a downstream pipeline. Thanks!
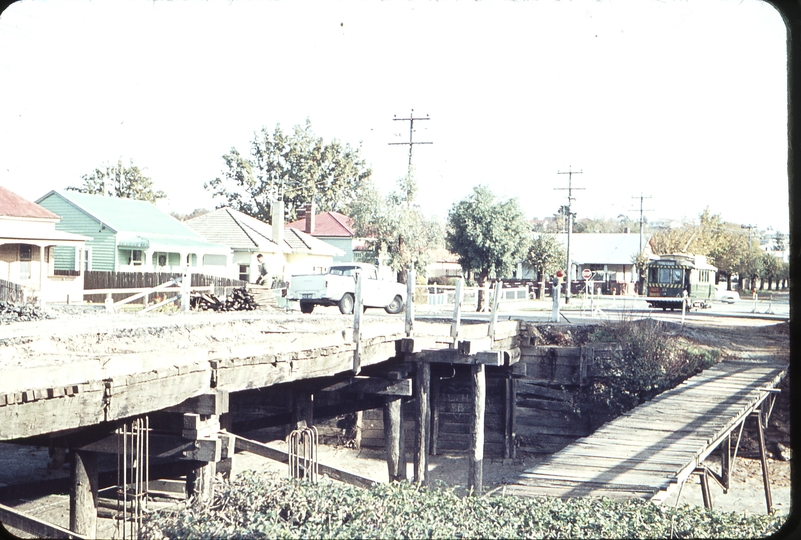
389;110;432;202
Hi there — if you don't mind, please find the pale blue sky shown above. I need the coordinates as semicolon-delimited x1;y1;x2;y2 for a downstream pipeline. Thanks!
0;0;790;233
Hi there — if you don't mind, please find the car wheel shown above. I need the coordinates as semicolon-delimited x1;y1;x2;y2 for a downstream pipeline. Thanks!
338;293;355;314
300;301;314;314
384;295;404;314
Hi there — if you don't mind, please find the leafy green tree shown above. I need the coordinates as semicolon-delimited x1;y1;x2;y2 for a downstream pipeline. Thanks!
446;185;530;311
524;233;565;299
348;178;443;283
67;158;166;203
759;252;781;290
206;119;372;223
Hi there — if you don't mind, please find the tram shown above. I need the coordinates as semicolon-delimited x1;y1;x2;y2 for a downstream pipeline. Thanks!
645;253;716;310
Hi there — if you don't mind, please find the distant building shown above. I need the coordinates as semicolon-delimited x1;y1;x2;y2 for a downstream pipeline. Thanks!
36;190;231;277
522;232;652;295
0;186;87;303
285;202;360;263
186;206;343;283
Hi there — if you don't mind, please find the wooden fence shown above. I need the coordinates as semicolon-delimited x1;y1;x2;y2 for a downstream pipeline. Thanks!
83;271;247;304
0;279;23;304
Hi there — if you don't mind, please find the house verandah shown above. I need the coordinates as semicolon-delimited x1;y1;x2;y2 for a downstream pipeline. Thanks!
0;186;88;303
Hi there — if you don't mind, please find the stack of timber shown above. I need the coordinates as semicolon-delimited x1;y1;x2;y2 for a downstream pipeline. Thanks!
247;285;280;310
190;288;258;311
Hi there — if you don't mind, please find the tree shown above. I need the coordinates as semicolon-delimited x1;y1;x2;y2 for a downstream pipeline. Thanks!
759;252;781;290
524;234;565;299
67;158;166;203
446;185;530;311
171;208;211;221
348;178;443;283
205;119;372;223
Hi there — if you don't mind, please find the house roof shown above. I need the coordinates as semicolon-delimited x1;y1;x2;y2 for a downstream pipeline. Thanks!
37;190;230;255
187;207;343;257
286;211;355;237
38;190;202;236
0;185;60;220
549;233;652;266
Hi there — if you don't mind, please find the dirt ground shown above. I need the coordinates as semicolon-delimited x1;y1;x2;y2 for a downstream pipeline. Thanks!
0;318;793;539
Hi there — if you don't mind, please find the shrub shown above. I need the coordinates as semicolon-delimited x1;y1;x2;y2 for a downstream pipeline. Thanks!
142;473;784;539
580;319;721;429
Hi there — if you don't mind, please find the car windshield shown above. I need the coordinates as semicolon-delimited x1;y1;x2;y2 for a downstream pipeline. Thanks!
329;267;357;276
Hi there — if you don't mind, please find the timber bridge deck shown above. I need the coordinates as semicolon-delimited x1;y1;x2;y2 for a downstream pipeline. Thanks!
499;356;787;512
0;297;789;538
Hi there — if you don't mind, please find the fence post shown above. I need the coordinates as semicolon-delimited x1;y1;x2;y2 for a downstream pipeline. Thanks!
181;267;191;312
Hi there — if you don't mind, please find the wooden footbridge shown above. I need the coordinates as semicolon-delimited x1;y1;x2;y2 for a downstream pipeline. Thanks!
498;356;787;513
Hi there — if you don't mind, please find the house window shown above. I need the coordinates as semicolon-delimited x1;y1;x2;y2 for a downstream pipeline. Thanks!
239;264;249;282
19;244;32;280
128;250;143;265
83;247;92;271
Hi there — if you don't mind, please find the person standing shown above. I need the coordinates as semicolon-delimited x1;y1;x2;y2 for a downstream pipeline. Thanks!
255;254;269;286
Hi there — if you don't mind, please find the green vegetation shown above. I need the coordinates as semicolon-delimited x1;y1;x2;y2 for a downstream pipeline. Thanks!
446;185;530;311
580;319;721;429
142;473;784;539
67;158;166;203
206;119;371;223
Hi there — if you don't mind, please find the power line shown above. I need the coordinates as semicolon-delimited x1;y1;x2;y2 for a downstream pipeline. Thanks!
555;167;584;304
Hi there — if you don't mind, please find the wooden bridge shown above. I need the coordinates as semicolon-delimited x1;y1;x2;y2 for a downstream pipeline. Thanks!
497;356;787;513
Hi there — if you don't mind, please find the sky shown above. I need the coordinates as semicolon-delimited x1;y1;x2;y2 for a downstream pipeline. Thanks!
0;0;790;234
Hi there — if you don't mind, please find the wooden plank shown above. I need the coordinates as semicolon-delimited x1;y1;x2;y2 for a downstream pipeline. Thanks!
233;435;378;489
0;502;92;540
0;388;105;440
320;377;413;396
164;391;229;415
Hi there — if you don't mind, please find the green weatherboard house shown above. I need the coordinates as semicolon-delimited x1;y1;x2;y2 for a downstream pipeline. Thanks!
36;190;231;276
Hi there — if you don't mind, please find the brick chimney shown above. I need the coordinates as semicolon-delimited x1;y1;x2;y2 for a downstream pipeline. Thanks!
305;201;316;234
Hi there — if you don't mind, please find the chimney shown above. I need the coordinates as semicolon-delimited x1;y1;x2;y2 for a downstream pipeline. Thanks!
271;199;284;247
305;201;316;234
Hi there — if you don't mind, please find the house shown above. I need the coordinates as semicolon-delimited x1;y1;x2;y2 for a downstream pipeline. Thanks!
0;186;88;303
186;206;343;284
285;202;361;263
36;190;231;277
425;247;462;282
522;232;652;295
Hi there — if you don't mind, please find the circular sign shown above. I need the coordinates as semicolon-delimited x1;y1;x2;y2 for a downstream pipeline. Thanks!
582;269;592;280
556;270;564;278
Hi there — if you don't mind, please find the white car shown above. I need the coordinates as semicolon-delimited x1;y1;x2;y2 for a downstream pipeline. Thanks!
715;286;740;304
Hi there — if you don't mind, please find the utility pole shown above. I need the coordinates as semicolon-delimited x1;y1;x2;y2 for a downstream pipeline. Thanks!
555;167;584;304
741;224;758;291
389;110;432;204
630;193;653;254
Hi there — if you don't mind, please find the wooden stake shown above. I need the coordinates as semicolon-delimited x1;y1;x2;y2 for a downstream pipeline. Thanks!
414;362;430;484
69;450;98;537
451;279;463;348
292;390;314;431
186;461;216;505
383;396;404;481
468;363;486;495
430;376;440;456
405;266;415;336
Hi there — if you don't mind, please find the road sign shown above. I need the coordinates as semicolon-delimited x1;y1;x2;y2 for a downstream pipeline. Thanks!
582;269;593;280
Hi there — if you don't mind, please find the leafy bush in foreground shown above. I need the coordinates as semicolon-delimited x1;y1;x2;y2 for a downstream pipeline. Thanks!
142;472;784;539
